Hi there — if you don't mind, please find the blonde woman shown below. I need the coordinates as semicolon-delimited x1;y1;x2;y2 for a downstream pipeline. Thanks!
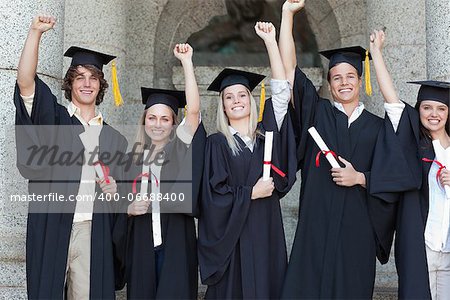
197;22;297;299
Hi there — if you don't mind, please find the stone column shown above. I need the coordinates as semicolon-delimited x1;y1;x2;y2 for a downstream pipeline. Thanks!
366;0;427;296
64;0;127;126
0;1;65;298
425;0;450;81
366;0;427;113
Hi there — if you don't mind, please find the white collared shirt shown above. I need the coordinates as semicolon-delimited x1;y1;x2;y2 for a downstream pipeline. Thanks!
269;79;291;130
228;126;254;152
384;101;406;132
333;101;365;127
425;142;450;252
68;102;103;223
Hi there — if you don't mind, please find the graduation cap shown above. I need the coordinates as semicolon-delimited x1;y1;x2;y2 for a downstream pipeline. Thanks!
408;80;450;106
64;46;115;71
319;46;373;96
141;87;186;115
207;68;265;92
207;68;267;122
64;46;123;106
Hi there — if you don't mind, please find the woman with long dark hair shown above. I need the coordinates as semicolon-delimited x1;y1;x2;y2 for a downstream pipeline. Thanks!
370;29;450;299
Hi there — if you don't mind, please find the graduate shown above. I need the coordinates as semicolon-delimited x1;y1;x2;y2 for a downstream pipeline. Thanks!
279;1;396;298
369;29;450;299
124;43;206;299
14;15;128;299
197;22;297;299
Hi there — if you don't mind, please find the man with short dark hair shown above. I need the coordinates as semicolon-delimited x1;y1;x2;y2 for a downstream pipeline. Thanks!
279;1;396;298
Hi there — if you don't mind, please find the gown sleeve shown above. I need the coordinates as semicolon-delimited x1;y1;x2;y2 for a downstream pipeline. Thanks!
290;66;323;170
370;103;422;202
160;122;207;217
198;138;253;286
14;77;64;180
260;98;297;197
368;103;422;264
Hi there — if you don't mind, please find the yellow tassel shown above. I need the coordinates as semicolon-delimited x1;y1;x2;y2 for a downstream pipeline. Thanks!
364;50;372;96
258;82;266;122
111;60;123;107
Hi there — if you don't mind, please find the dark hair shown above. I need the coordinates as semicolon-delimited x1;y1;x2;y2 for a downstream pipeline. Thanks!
414;101;450;145
62;65;109;105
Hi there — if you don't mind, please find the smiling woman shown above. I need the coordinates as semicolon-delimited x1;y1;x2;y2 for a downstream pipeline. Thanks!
369;28;450;299
197;21;297;299
122;43;207;299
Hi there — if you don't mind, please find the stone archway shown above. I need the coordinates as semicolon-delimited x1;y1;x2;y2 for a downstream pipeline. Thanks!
152;0;226;88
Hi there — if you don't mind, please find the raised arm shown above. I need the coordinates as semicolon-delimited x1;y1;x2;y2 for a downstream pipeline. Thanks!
369;30;400;104
279;0;305;86
17;15;56;96
254;22;285;80
255;22;291;130
173;43;200;134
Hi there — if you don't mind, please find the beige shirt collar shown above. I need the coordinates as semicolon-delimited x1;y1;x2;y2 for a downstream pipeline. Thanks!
68;102;103;126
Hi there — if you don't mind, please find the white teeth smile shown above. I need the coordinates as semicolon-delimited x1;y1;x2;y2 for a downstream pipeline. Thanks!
339;88;352;92
232;106;244;111
428;119;440;125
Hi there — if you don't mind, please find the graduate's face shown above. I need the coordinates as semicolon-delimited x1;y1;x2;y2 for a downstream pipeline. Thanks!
144;104;174;146
222;84;251;122
328;63;362;104
70;66;100;107
419;100;449;134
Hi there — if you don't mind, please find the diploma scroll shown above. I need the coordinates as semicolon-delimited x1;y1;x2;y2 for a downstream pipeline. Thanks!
308;127;341;168
93;161;110;184
140;150;150;198
263;131;273;181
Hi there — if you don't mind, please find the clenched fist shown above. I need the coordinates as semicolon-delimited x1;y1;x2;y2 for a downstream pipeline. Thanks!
31;15;56;33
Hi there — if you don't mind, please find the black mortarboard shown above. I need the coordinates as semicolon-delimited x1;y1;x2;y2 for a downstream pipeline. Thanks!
141;87;186;115
408;81;450;106
207;68;266;92
320;46;373;95
319;46;371;77
64;46;116;71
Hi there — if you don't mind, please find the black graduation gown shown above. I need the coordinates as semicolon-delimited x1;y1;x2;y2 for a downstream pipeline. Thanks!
14;77;128;299
198;99;297;299
124;123;206;299
370;104;432;299
282;67;394;299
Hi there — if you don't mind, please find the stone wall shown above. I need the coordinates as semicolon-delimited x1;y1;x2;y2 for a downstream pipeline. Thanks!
1;0;449;298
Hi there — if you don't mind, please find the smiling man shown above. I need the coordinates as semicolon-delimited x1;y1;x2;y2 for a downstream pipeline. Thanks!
14;15;127;299
278;1;396;299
